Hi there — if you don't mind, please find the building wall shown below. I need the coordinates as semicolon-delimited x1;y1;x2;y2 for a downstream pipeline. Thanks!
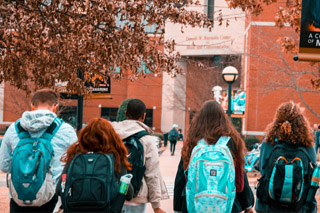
1;73;164;133
243;5;320;136
165;0;246;134
2;3;318;139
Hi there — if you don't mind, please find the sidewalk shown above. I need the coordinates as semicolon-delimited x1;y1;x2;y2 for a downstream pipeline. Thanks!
146;141;182;212
0;173;9;212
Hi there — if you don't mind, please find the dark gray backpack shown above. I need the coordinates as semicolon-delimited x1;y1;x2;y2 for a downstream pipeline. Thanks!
61;153;119;212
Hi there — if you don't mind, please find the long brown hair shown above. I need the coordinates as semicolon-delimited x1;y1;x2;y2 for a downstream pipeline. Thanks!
61;118;131;172
182;100;246;170
265;101;314;147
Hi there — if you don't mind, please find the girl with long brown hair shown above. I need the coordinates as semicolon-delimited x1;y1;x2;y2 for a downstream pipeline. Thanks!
57;118;133;212
255;101;317;212
181;100;251;212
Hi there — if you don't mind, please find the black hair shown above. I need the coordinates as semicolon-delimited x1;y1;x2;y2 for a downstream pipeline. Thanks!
126;99;146;120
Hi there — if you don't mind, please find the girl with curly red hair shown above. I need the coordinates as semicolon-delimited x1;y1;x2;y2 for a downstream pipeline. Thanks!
57;118;133;212
255;101;316;212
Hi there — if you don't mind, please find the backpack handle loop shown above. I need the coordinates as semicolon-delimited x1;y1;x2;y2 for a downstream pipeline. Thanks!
291;157;302;164
275;156;288;163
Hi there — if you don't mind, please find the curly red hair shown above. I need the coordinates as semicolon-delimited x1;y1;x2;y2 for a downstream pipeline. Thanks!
265;101;314;147
61;118;131;172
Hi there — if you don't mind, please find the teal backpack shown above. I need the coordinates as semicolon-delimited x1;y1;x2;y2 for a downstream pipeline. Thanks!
168;128;178;141
8;117;63;206
186;136;236;213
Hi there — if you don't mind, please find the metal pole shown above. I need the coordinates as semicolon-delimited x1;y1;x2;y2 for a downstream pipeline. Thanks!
227;82;232;118
77;69;84;133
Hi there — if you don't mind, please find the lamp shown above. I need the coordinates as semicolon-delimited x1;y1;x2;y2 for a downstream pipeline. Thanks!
222;66;239;118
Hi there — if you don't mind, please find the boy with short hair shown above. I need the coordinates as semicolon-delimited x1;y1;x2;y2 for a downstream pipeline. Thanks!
0;88;77;212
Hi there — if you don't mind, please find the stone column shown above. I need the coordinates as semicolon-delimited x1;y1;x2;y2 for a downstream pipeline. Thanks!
161;60;187;133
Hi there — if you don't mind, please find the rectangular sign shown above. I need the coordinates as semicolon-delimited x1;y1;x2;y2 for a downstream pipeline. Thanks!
84;75;111;94
213;88;246;115
298;0;320;61
58;74;111;99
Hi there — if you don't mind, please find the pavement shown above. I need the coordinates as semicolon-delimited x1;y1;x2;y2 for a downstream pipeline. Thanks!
1;141;320;212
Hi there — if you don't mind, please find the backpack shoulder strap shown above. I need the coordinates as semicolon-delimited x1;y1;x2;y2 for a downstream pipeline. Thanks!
133;130;149;139
41;117;64;141
216;136;231;147
14;119;30;139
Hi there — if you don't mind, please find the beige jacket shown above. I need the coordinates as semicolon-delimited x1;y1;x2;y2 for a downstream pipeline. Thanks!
111;120;169;209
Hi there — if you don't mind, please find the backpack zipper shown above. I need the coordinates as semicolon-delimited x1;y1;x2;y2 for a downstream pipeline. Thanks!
40;141;53;157
16;141;34;148
33;154;42;180
195;193;228;202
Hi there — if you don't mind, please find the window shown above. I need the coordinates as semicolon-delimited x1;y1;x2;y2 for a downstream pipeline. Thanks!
138;61;152;74
213;55;222;68
112;61;152;74
207;0;214;21
101;107;118;122
144;109;153;127
58;106;77;129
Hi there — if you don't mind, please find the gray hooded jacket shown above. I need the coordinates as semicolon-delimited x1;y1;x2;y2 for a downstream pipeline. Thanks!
0;110;77;186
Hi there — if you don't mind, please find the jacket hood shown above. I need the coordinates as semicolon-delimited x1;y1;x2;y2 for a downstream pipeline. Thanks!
111;120;153;139
20;110;56;133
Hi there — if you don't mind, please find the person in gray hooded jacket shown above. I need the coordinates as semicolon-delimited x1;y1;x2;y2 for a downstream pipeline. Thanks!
0;88;77;213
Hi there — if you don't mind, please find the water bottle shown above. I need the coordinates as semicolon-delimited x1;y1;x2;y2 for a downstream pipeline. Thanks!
119;174;133;194
306;164;320;203
110;174;133;213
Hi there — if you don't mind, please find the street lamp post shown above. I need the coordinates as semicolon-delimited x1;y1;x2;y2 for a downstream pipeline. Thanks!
222;66;239;118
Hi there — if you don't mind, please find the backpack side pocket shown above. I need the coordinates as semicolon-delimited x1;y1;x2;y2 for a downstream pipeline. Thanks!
256;175;269;203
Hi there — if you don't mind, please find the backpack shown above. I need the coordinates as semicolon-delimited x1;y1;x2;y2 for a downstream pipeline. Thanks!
60;153;119;211
123;130;148;197
168;128;178;141
256;141;314;211
186;136;236;213
8;117;63;206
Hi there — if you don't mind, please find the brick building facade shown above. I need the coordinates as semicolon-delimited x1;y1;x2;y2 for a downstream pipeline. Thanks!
0;2;319;138
243;4;320;137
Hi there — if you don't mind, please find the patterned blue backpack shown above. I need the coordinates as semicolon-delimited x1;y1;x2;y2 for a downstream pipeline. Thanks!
8;117;63;206
186;136;236;213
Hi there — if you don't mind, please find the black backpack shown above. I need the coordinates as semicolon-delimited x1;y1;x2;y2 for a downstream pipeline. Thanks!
61;153;119;212
257;141;315;211
123;131;148;197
